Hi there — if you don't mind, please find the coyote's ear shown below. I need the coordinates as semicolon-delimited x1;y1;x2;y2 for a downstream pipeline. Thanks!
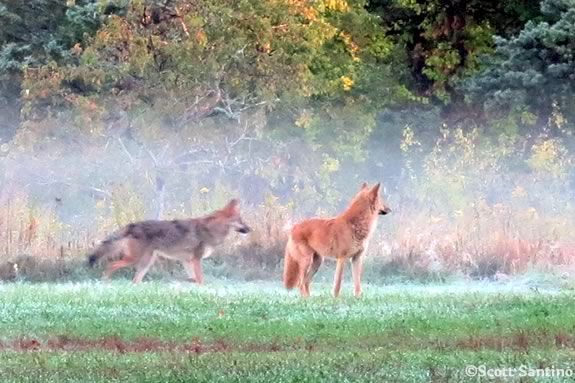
360;182;369;191
223;199;240;214
370;183;381;197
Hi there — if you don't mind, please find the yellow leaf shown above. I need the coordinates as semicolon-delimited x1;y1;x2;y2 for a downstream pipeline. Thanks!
340;76;354;91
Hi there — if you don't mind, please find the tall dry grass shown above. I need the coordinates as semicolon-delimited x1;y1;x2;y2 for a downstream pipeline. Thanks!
0;189;574;282
0;193;94;280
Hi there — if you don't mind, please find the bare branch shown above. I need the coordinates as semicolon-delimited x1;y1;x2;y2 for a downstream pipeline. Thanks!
174;7;190;37
88;187;112;198
143;145;158;167
117;137;134;164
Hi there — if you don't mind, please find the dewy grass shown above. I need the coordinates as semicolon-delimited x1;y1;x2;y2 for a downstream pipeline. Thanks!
0;281;574;382
0;281;573;344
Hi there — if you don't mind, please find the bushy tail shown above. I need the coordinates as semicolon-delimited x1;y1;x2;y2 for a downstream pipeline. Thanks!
87;240;112;267
283;239;300;289
87;230;124;267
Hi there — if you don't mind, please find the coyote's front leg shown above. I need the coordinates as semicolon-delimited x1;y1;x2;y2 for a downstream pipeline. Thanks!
182;259;197;283
351;251;365;297
332;258;346;297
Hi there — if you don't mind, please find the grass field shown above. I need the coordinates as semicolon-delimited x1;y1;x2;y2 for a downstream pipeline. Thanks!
0;280;574;382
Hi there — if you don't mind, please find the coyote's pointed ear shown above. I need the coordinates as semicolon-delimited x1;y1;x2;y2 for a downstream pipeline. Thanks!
370;183;381;197
223;199;240;215
360;182;369;191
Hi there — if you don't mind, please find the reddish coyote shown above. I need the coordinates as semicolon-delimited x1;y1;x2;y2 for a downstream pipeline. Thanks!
283;183;391;297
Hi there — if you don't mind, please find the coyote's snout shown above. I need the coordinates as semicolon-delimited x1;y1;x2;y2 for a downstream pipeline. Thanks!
283;183;391;298
87;199;250;284
379;206;392;215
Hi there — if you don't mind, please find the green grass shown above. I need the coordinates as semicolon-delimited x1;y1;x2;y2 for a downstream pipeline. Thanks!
2;349;575;383
0;280;574;382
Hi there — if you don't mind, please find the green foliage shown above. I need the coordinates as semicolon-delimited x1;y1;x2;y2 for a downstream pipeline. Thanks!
0;0;114;140
0;0;115;71
366;0;542;108
466;0;575;131
40;0;400;121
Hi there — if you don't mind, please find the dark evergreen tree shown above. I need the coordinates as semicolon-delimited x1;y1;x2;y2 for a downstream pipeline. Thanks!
0;0;118;140
466;0;575;132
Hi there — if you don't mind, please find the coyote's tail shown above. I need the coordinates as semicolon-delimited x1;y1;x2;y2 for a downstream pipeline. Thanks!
87;230;124;267
283;238;300;289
